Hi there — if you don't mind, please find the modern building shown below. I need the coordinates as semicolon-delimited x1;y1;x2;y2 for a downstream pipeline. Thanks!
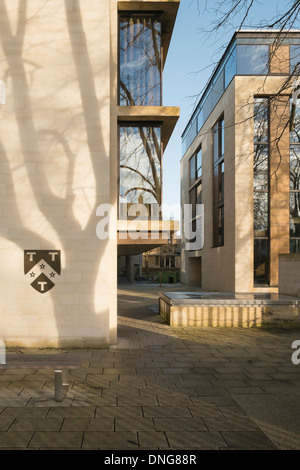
0;0;180;348
181;30;300;293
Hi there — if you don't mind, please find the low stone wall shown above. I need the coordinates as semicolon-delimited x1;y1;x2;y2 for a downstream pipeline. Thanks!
159;292;300;327
279;254;300;298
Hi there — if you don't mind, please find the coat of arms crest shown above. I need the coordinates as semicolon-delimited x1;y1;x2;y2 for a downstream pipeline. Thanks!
24;250;61;293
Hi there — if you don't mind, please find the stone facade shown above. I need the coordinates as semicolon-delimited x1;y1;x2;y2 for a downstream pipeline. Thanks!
0;0;179;347
181;30;300;294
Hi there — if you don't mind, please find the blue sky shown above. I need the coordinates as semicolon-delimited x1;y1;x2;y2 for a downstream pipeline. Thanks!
161;0;294;217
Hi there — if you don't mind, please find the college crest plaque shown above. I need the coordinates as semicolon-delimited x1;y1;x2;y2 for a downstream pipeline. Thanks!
24;250;61;293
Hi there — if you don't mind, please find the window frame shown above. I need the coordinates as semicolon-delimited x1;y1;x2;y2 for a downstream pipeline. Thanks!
213;115;225;247
118;12;163;106
253;97;270;286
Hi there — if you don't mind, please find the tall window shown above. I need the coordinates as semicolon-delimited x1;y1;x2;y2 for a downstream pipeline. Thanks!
290;98;300;252
119;125;161;215
253;98;270;285
119;14;162;106
189;147;202;235
213;116;224;246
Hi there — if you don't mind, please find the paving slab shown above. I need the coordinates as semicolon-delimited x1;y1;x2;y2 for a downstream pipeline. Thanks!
0;282;300;450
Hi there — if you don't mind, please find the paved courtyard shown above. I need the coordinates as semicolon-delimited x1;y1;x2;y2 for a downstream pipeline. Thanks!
0;282;300;450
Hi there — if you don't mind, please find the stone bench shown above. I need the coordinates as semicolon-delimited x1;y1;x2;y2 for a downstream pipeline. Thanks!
0;353;83;402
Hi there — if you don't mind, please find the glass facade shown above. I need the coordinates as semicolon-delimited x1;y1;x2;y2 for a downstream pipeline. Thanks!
236;45;269;75
182;36;300;155
119;14;162;106
119;125;161;208
290;99;300;252
253;98;269;285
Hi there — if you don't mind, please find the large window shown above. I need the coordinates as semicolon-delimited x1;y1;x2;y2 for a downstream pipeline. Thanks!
213;116;225;247
253;98;270;285
237;45;269;75
119;125;161;215
189;147;203;237
119;14;162;106
290;98;300;252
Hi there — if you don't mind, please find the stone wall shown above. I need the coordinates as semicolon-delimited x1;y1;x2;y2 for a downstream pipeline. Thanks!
279;254;300;298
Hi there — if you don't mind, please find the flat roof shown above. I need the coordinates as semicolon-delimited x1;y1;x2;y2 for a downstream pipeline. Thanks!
181;28;300;139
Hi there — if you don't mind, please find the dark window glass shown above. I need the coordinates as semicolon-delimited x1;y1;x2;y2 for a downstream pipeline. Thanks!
213;116;225;246
290;98;300;144
189;154;196;186
290;192;300;238
237;45;269;75
253;98;269;285
218;206;224;246
119;126;161;207
119;15;161;106
213;122;219;163
290;239;300;253
220;117;224;157
290;98;300;253
290;45;300;74
254;145;269;191
290;145;300;191
254;239;269;285
225;46;236;87
218;161;224;202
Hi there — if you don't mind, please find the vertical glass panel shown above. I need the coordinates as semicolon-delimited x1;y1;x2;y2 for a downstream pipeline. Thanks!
119;15;161;106
220;117;224;157
290;192;300;237
196;182;202;205
196;147;202;179
290;45;300;73
211;70;224;109
218;206;224;246
189;154;196;186
119;126;161;205
213;122;219;163
290;145;300;191
237;45;269;75
218;161;224;202
254;98;269;142
290;239;300;253
290;98;300;144
197;107;203;132
189;187;196;219
254;239;269;285
225;46;236;87
254;145;269;190
253;192;269;236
